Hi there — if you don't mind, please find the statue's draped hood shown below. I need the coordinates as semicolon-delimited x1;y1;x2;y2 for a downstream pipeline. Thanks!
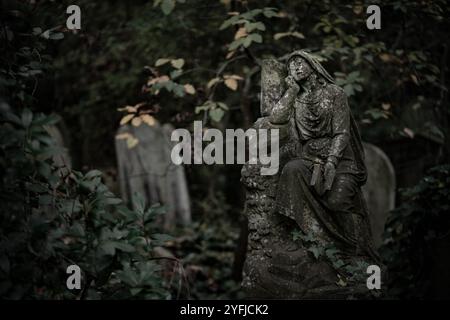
285;50;335;84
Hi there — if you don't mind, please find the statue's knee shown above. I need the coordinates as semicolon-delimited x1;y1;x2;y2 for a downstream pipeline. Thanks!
281;159;302;176
326;194;346;212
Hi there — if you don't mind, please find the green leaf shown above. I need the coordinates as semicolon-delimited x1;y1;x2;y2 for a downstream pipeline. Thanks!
209;108;225;122
245;22;266;32
99;241;116;256
151;234;173;245
170;69;182;79
132;192;146;214
105;197;123;205
85;169;103;180
144;205;165;223
49;33;64;40
171;58;185;69
195;105;209;114
343;84;354;96
33;113;60;127
217;102;228;110
69;222;85;237
325;247;339;258
5;112;23;126
248;33;262;44
308;246;323;259
173;84;185;97
130;288;143;296
163;80;175;92
242;37;252;48
161;0;175;15
155;58;170;66
263;8;278;18
229;38;244;51
116;267;139;286
113;242;135;253
220;15;240;30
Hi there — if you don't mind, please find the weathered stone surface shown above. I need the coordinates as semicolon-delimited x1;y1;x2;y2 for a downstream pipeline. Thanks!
241;53;383;299
115;122;191;229
260;58;287;117
362;142;396;248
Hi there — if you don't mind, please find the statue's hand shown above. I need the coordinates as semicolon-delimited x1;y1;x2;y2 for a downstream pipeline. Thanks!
285;75;300;92
324;162;336;191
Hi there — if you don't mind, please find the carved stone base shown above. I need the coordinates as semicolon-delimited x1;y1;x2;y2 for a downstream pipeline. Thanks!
241;141;377;299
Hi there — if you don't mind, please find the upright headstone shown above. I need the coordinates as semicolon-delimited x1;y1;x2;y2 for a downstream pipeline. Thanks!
115;122;191;229
44;125;72;176
362;142;396;248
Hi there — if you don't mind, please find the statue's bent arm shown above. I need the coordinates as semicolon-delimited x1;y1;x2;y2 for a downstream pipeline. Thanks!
328;90;351;166
268;87;299;125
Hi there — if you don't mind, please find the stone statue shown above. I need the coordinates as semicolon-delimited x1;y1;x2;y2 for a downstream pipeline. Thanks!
241;50;382;299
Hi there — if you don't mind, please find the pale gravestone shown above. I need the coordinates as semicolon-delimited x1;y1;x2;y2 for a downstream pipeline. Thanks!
44;125;72;176
362;142;396;248
115;122;191;230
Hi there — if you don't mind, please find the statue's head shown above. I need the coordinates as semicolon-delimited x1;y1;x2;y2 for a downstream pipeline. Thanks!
287;56;314;82
285;50;335;85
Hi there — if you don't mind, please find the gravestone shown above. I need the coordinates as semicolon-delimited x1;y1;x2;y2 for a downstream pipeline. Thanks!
44;124;72;176
115;122;191;229
362;142;396;248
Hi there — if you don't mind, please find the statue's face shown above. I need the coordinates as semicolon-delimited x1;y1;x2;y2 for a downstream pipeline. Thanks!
288;56;313;82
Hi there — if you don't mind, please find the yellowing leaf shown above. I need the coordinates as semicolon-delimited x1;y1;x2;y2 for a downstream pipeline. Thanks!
127;137;139;149
148;75;170;86
120;114;134;125
184;84;196;95
132;116;142;127
410;74;419;85
274;31;305;40
224;74;244;81
379;53;393;63
155;58;170;67
234;27;247;40
117;105;138;113
226;50;235;60
353;5;363;15
115;132;132;140
381;103;391;110
336;276;347;287
141;114;156;126
403;127;415;138
224;78;238;91
207;77;221;89
171;58;185;69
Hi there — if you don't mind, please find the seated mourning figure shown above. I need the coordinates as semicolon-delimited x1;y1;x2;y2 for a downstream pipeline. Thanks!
241;50;382;299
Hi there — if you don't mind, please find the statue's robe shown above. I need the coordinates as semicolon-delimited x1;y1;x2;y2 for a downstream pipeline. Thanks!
274;83;379;262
